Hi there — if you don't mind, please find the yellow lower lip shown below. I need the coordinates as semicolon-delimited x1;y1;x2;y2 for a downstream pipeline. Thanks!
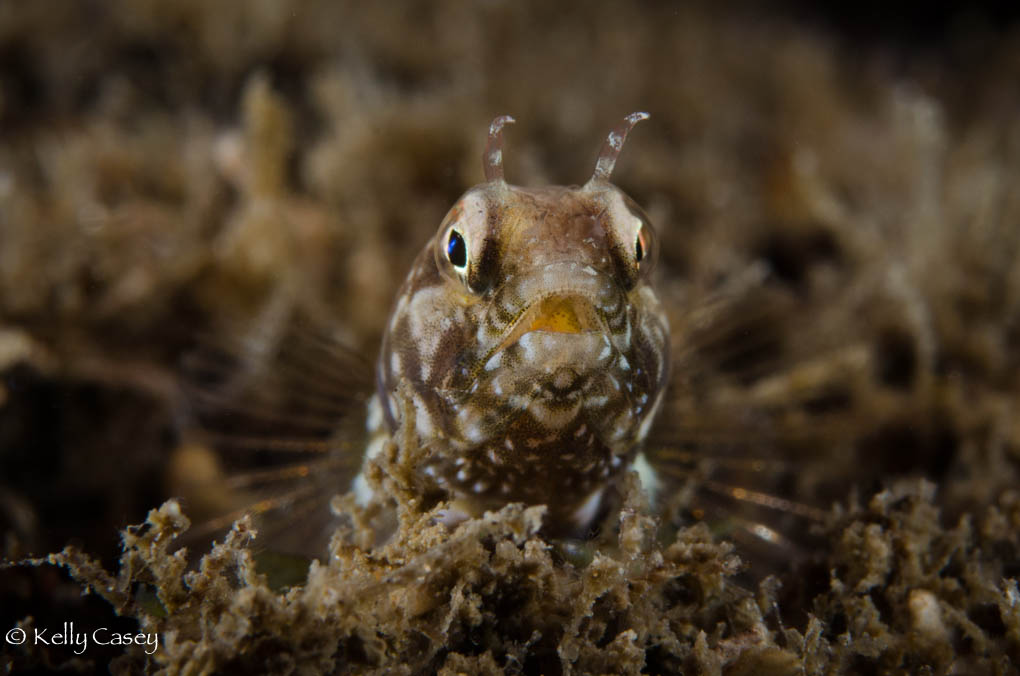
487;293;603;359
467;294;606;383
526;295;597;334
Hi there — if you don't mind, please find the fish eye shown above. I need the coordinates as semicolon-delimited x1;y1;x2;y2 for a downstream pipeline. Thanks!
602;189;656;287
434;193;491;292
447;229;468;270
630;218;655;281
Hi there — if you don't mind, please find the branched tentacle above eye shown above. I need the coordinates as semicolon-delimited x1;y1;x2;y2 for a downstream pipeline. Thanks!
586;112;649;186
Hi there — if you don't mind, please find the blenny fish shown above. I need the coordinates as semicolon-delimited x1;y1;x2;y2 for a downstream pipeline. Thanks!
355;113;669;534
183;113;824;556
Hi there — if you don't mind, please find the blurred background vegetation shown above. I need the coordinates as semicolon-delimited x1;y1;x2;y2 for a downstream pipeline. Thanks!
1;1;1018;672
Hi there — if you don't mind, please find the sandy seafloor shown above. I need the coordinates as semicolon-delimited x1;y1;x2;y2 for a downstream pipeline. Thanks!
1;1;1019;673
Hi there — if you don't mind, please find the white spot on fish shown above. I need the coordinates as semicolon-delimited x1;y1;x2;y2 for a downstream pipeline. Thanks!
632;452;660;503
365;395;383;433
518;332;537;361
465;421;484;443
412;394;434;437
484;351;503;371
635;389;665;442
571;487;605;528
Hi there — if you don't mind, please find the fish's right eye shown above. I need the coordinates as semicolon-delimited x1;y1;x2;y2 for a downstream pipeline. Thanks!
447;229;468;270
435;192;490;292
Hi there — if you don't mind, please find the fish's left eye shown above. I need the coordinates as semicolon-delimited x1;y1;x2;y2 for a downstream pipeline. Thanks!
603;190;656;286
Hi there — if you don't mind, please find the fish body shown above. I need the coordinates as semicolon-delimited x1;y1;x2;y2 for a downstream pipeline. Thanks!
355;114;670;533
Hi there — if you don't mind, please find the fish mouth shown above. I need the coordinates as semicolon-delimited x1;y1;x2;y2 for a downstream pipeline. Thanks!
439;289;617;413
472;292;612;406
491;293;605;356
443;290;639;450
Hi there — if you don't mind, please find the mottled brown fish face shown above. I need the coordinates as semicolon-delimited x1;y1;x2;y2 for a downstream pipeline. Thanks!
377;177;670;527
438;183;669;450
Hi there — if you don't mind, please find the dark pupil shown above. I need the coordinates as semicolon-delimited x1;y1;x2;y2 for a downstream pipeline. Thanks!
635;233;644;263
447;230;467;268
